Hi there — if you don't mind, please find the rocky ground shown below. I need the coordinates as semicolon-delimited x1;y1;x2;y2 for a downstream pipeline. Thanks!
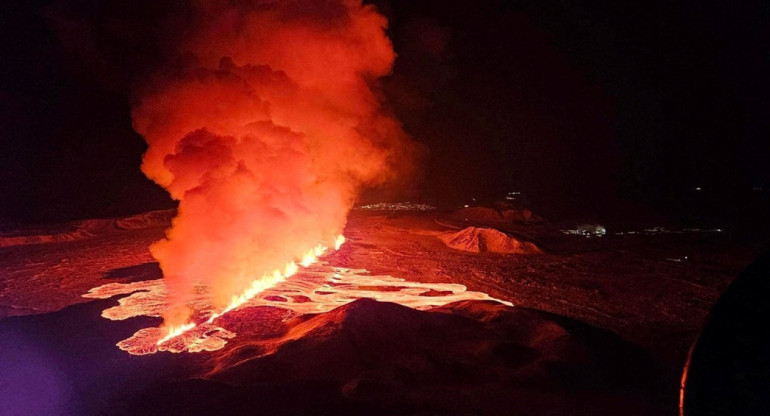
0;207;757;415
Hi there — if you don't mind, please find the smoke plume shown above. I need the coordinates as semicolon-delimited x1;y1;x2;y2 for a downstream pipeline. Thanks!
131;0;413;326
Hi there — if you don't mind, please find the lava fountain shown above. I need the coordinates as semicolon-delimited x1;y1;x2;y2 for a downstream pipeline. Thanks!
156;236;343;346
131;0;415;342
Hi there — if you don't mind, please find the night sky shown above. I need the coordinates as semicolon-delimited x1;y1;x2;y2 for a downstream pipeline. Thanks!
1;0;768;228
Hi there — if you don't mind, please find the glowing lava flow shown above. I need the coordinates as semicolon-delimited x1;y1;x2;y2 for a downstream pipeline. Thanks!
156;235;345;346
86;259;514;355
155;323;195;346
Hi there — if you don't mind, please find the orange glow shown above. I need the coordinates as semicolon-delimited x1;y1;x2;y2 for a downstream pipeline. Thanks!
130;0;416;333
86;258;513;355
157;235;345;344
156;322;195;346
335;235;346;250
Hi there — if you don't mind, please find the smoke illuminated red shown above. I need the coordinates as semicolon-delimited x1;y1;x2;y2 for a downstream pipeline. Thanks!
131;1;413;330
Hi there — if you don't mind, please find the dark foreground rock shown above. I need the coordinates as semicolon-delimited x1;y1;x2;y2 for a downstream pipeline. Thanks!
0;297;667;416
149;299;664;416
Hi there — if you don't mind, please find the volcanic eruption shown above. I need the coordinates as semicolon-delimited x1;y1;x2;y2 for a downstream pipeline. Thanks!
131;0;414;339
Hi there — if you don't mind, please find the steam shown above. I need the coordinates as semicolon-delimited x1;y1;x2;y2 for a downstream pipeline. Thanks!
131;0;412;326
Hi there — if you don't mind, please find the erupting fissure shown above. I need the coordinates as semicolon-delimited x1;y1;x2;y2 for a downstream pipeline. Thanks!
131;0;414;339
86;259;514;355
157;235;345;345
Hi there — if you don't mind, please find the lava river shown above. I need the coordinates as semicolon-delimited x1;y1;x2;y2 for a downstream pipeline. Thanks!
84;260;511;355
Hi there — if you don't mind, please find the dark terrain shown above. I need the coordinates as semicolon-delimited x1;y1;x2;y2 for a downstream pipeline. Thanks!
0;207;758;415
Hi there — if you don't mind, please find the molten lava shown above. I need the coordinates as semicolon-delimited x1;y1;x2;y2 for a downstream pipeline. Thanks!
84;249;512;356
156;235;345;346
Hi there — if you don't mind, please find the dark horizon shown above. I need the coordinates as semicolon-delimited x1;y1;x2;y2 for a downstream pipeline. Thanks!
1;0;768;230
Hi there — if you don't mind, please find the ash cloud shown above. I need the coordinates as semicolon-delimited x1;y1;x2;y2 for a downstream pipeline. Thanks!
131;0;415;324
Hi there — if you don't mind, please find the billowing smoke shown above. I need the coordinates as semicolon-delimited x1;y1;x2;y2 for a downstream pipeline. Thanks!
131;0;413;327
